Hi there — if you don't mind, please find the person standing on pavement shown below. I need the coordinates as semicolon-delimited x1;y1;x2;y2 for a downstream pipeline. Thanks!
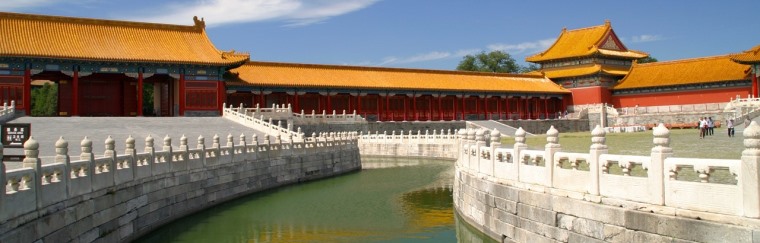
727;119;735;137
707;117;714;136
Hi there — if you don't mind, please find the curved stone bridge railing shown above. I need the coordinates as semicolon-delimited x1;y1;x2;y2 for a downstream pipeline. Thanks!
0;100;16;123
0;131;361;242
455;124;760;242
357;129;459;159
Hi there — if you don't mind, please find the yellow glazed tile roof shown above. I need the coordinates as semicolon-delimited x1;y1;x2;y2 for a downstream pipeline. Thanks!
230;61;570;94
0;12;249;65
731;45;760;64
538;64;630;79
526;21;647;62
614;55;750;90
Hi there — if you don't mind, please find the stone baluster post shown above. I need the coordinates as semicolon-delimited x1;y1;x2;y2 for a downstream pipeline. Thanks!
125;135;136;177
239;133;247;155
514;128;527;180
475;129;486;175
163;135;173;163
212;134;220;150
81;137;94;178
650;123;671;205
104;135;116;162
489;129;502;177
54;137;71;196
144;135;155;172
589;125;608;196
197;135;206;165
179;135;188;162
742;121;760;217
226;133;234;148
22;137;43;208
264;134;271;148
545;126;561;187
9;100;14;113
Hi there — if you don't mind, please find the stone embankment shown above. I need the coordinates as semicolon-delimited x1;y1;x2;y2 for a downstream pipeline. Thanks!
0;132;361;242
455;124;760;242
357;129;459;159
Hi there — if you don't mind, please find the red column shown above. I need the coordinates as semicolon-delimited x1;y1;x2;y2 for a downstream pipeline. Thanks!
403;95;408;121
137;71;144;116
179;73;186;116
754;73;759;98
438;95;443;121
356;94;361;115
23;67;31;114
505;97;510;120
496;96;501;120
484;97;489;120
72;68;79;116
294;92;300;113
217;81;225;115
516;98;521;119
544;98;549;119
385;94;393;120
461;96;466;120
413;95;418;121
327;93;332;112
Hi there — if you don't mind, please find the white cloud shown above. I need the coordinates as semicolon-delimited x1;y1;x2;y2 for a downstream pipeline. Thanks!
130;0;379;27
487;38;555;54
0;0;58;11
630;34;663;43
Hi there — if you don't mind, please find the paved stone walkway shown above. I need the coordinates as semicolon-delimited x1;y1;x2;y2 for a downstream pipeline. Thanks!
466;120;534;137
4;117;267;160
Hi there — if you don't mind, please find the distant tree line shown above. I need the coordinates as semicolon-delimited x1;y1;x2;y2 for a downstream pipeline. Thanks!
456;50;658;73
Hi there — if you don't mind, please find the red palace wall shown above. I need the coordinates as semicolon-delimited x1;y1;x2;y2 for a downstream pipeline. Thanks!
610;87;750;107
567;86;611;106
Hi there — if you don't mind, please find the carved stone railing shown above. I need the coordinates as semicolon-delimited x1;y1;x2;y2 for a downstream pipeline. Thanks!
726;95;760;126
0;100;16;123
0;131;359;226
222;103;304;140
236;103;366;124
456;122;760;218
357;129;460;159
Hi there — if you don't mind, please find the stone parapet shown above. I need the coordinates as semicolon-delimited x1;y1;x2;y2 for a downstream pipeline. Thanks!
358;129;460;159
454;124;760;242
0;131;361;242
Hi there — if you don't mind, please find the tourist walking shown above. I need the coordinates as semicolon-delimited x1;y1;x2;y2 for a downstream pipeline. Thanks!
727;119;735;137
707;117;714;136
699;117;707;139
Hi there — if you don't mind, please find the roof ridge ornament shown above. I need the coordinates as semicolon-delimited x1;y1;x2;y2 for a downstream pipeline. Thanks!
193;16;206;29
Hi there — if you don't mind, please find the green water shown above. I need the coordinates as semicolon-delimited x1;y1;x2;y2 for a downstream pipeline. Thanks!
136;157;495;243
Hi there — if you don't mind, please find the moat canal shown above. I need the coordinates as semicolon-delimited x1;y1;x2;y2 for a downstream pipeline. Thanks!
136;157;495;243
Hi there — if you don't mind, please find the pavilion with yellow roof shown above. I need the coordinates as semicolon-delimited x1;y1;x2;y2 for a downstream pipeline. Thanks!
612;55;751;107
226;62;570;121
2;11;758;121
526;20;648;106
0;12;248;117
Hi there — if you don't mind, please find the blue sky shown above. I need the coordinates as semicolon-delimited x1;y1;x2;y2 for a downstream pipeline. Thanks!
2;0;758;70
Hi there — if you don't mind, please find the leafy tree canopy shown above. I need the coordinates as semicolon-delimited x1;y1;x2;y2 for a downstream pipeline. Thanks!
637;56;658;64
456;50;521;73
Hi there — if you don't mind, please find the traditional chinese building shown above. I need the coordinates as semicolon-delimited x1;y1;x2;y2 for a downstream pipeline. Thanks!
612;55;751;107
526;20;648;106
226;61;570;121
731;45;760;97
0;12;249;116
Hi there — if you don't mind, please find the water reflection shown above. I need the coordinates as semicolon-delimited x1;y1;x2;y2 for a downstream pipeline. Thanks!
136;157;494;243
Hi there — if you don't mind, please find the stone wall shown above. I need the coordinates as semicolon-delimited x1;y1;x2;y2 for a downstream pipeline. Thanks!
615;112;733;127
358;129;459;159
0;133;361;243
498;119;590;134
454;125;760;242
455;171;759;242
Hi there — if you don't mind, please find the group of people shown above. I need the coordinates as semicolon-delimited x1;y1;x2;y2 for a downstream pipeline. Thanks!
698;117;715;139
698;117;737;138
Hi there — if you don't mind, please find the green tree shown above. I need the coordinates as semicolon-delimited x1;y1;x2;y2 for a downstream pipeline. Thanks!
31;82;57;116
456;50;521;73
519;63;540;73
637;56;658;63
